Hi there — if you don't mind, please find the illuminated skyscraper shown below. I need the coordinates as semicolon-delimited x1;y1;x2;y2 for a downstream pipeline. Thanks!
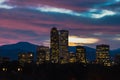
96;44;111;66
50;27;59;63
36;46;50;64
76;46;86;63
59;30;69;64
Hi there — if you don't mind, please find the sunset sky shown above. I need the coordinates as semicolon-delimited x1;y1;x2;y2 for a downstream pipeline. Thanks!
0;0;120;49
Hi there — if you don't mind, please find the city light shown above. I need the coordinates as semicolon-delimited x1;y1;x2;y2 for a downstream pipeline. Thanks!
30;54;33;57
18;68;22;72
2;68;7;72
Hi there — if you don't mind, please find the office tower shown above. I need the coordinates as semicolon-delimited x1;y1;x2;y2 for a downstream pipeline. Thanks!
76;46;86;63
26;52;34;63
50;27;59;63
18;52;34;66
96;44;111;66
18;53;26;66
36;46;50;64
69;52;76;63
59;30;69;64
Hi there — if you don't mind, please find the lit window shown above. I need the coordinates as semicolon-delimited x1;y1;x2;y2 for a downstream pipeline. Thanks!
30;54;33;57
18;68;22;71
2;68;7;71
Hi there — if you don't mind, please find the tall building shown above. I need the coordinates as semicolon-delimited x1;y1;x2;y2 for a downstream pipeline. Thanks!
59;30;69;64
96;44;111;66
50;27;59;63
36;46;50;64
76;46;86;63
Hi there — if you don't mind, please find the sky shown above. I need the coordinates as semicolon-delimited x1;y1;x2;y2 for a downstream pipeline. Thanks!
0;0;120;49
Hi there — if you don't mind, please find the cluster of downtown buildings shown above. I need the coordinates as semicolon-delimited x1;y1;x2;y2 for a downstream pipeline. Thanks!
17;27;119;67
0;27;120;68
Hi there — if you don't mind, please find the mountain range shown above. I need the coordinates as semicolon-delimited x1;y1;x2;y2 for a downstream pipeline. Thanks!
0;42;120;61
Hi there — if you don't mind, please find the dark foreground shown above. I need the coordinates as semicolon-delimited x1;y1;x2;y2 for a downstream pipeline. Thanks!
0;62;120;80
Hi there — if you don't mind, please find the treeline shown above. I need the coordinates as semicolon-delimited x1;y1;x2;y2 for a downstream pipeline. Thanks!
0;62;120;80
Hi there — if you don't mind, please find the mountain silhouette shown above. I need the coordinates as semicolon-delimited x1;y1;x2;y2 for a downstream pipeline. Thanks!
110;48;120;58
0;42;120;61
0;42;38;60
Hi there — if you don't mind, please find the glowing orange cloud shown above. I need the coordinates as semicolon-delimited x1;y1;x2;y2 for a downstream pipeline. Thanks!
69;36;99;46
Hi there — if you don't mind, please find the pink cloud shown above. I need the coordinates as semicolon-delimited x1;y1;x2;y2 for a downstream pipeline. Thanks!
0;19;49;35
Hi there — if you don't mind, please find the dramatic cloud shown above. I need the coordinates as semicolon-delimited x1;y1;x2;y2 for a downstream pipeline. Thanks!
69;36;99;46
0;0;120;49
0;0;15;9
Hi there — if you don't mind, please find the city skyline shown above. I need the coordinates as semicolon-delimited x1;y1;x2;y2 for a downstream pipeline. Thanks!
0;0;120;49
